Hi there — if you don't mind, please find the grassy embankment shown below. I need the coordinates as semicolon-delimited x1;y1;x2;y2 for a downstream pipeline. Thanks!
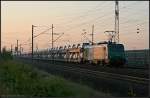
0;53;108;97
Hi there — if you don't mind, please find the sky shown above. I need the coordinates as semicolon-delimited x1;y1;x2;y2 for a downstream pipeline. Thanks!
1;1;149;52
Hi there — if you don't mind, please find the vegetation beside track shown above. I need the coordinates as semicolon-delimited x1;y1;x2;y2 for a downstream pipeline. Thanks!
0;52;106;97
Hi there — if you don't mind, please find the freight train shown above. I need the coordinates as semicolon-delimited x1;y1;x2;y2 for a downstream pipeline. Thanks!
23;41;126;67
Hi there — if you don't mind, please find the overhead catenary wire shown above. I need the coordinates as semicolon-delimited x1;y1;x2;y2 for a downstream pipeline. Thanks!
55;1;112;26
62;10;114;33
57;2;139;34
33;27;52;38
57;1;139;28
2;1;148;52
55;1;140;29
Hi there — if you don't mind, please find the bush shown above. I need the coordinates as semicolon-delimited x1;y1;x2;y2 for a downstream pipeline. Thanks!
0;60;103;97
0;47;13;60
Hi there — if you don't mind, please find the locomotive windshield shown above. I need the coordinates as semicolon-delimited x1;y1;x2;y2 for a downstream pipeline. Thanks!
109;44;124;52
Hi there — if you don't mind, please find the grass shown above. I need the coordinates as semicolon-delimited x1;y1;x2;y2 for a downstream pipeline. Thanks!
0;59;107;97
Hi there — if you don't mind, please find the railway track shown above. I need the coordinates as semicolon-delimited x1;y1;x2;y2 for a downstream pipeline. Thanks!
30;57;149;79
16;57;149;96
61;65;149;85
38;59;148;85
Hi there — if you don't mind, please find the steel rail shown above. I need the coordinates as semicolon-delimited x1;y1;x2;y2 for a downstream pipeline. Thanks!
20;57;149;85
54;64;149;85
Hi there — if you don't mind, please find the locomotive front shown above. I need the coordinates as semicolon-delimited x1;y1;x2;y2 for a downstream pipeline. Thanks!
107;43;126;66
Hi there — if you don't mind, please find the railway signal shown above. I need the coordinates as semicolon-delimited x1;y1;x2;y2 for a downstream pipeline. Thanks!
137;28;140;34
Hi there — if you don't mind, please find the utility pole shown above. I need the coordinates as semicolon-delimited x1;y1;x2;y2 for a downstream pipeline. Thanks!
115;0;119;43
51;24;54;61
92;24;94;45
17;40;18;56
20;44;22;56
36;44;38;52
0;28;1;54
52;24;54;49
11;44;13;53
32;25;34;59
22;48;23;54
